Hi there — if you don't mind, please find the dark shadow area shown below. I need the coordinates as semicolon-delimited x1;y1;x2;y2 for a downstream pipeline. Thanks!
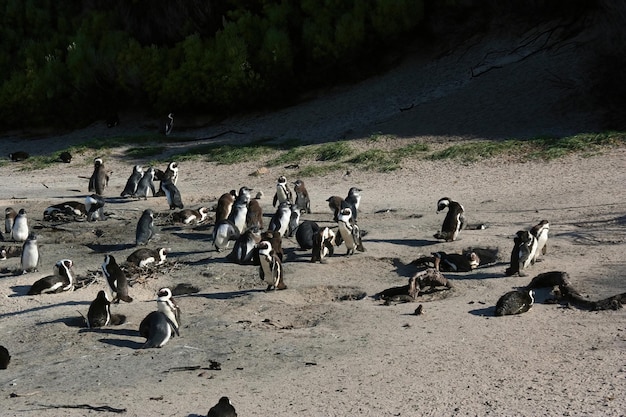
84;327;139;337
366;238;439;248
0;299;89;319
469;306;494;316
392;258;418;278
170;232;213;241
85;243;136;252
98;338;144;349
37;316;85;328
194;288;265;300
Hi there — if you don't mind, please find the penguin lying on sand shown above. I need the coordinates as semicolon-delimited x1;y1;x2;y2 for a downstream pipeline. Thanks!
495;290;534;316
28;259;74;294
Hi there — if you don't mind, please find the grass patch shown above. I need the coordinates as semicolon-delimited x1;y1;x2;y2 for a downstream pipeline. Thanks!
266;146;316;167
124;146;166;158
315;141;353;161
297;163;345;177
176;140;276;164
348;149;401;171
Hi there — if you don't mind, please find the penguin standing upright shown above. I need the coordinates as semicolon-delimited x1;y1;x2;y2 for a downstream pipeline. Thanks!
162;179;184;210
133;167;156;199
228;191;250;234
311;227;336;263
121;165;144;198
344;187;362;221
434;197;466;242
260;230;284;262
0;345;10;369
257;241;286;291
156;161;179;196
287;205;301;237
337;207;365;256
273;175;292;207
296;220;320;250
85;194;106;221
268;202;291;237
326;195;345;222
216;190;237;223
5;207;16;234
213;219;240;252
530;220;549;262
28;259;74;294
139;287;181;348
88;157;109;195
87;290;112;328
495;290;534;316
293;179;311;214
101;254;133;303
11;209;28;242
20;233;39;273
246;198;263;231
207;396;237;417
227;229;261;265
135;209;155;246
517;230;538;276
164;113;174;136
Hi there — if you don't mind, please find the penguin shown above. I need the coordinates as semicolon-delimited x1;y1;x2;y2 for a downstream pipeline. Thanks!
216;190;237;223
101;254;133;303
268;202;291;237
20;233;39;273
127;247;168;267
86;290;112;328
164;113;174;136
139;287;180;348
85;194;106;221
172;207;210;225
207;396;237;417
228;189;250;234
213;219;240;252
246;198;263;231
517;230;538;276
156;161;179;196
311;227;336;263
0;245;21;260
135;209;155;246
431;251;479;272
256;241;286;291
273;175;292;207
28;259;74;294
344;187;362;221
9;151;29;161
43;201;86;220
296;220;320;250
260;230;283;262
326;195;344;222
227;229;261;265
287;205;301;238
337;207;365;256
11;209;28;242
88;157;109;195
495;290;534;316
5;207;17;234
162;179;184;210
133;167;156;200
504;232;523;276
58;151;72;163
434;197;466;242
530;220;549;262
0;345;10;369
121;165;144;198
293;179;311;214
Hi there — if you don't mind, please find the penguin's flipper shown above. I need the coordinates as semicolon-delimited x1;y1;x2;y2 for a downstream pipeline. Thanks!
542;244;547;255
272;193;278;207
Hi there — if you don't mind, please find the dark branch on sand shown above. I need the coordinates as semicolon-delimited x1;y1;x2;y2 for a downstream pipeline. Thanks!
37;403;126;413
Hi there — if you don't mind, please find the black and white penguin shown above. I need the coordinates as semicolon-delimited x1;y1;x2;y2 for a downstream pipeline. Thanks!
268;202;292;237
164;113;174;136
432;251;480;272
9;151;29;161
27;259;74;294
257;241;286;291
20;233;39;273
246;198;263;231
273;175;292;207
139;287;181;348
495;290;534;316
5;207;17;234
58;151;72;163
326;195;344;222
260;230;284;262
517;230;538;276
311;227;336;263
287;205;301;238
87;290;111;328
293;179;311;214
11;209;29;242
213;219;240;252
121;165;144;198
135;209;155;246
155;161;179;197
337;208;365;256
344;187;362;221
296;220;320;250
162;179;184;210
207;396;237;417
530;220;549;262
88;157;109;195
0;345;10;369
85;194;106;221
43;201;86;220
101;254;133;303
434;197;466;242
172;207;210;225
127;247;168;267
216;190;237;223
227;229;261;265
133;167;156;200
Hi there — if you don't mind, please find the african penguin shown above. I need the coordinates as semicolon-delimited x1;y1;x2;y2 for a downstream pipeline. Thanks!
0;345;10;369
101;254;133;303
344;187;362;221
207;396;238;417
164;113;174;136
337;208;365;256
293;179;311;214
127;247;167;267
43;201;86;220
135;209;155;246
20;233;39;273
139;287;181;348
273;175;292;207
87;290;112;328
11;209;28;242
311;227;336;263
432;251;479;272
287;205;301;238
162;179;184;210
296;220;320;250
213;219;240;252
173;207;210;224
5;207;16;234
227;229;261;265
85;194;106;221
326;195;344;222
530;220;549;262
133;167;156;199
516;230;538;276
257;240;286;291
156;161;179;196
27;259;74;294
216;190;237;223
268;202;291;237
246;198;263;231
9;151;29;161
495;290;534;316
58;151;72;163
227;199;248;234
121;165;144;198
260;230;284;262
88;157;109;195
434;197;466;242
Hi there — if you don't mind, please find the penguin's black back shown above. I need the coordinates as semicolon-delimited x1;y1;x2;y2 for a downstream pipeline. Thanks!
495;290;533;316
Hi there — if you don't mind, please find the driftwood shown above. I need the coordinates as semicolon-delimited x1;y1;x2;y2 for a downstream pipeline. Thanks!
525;271;625;311
36;403;126;413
